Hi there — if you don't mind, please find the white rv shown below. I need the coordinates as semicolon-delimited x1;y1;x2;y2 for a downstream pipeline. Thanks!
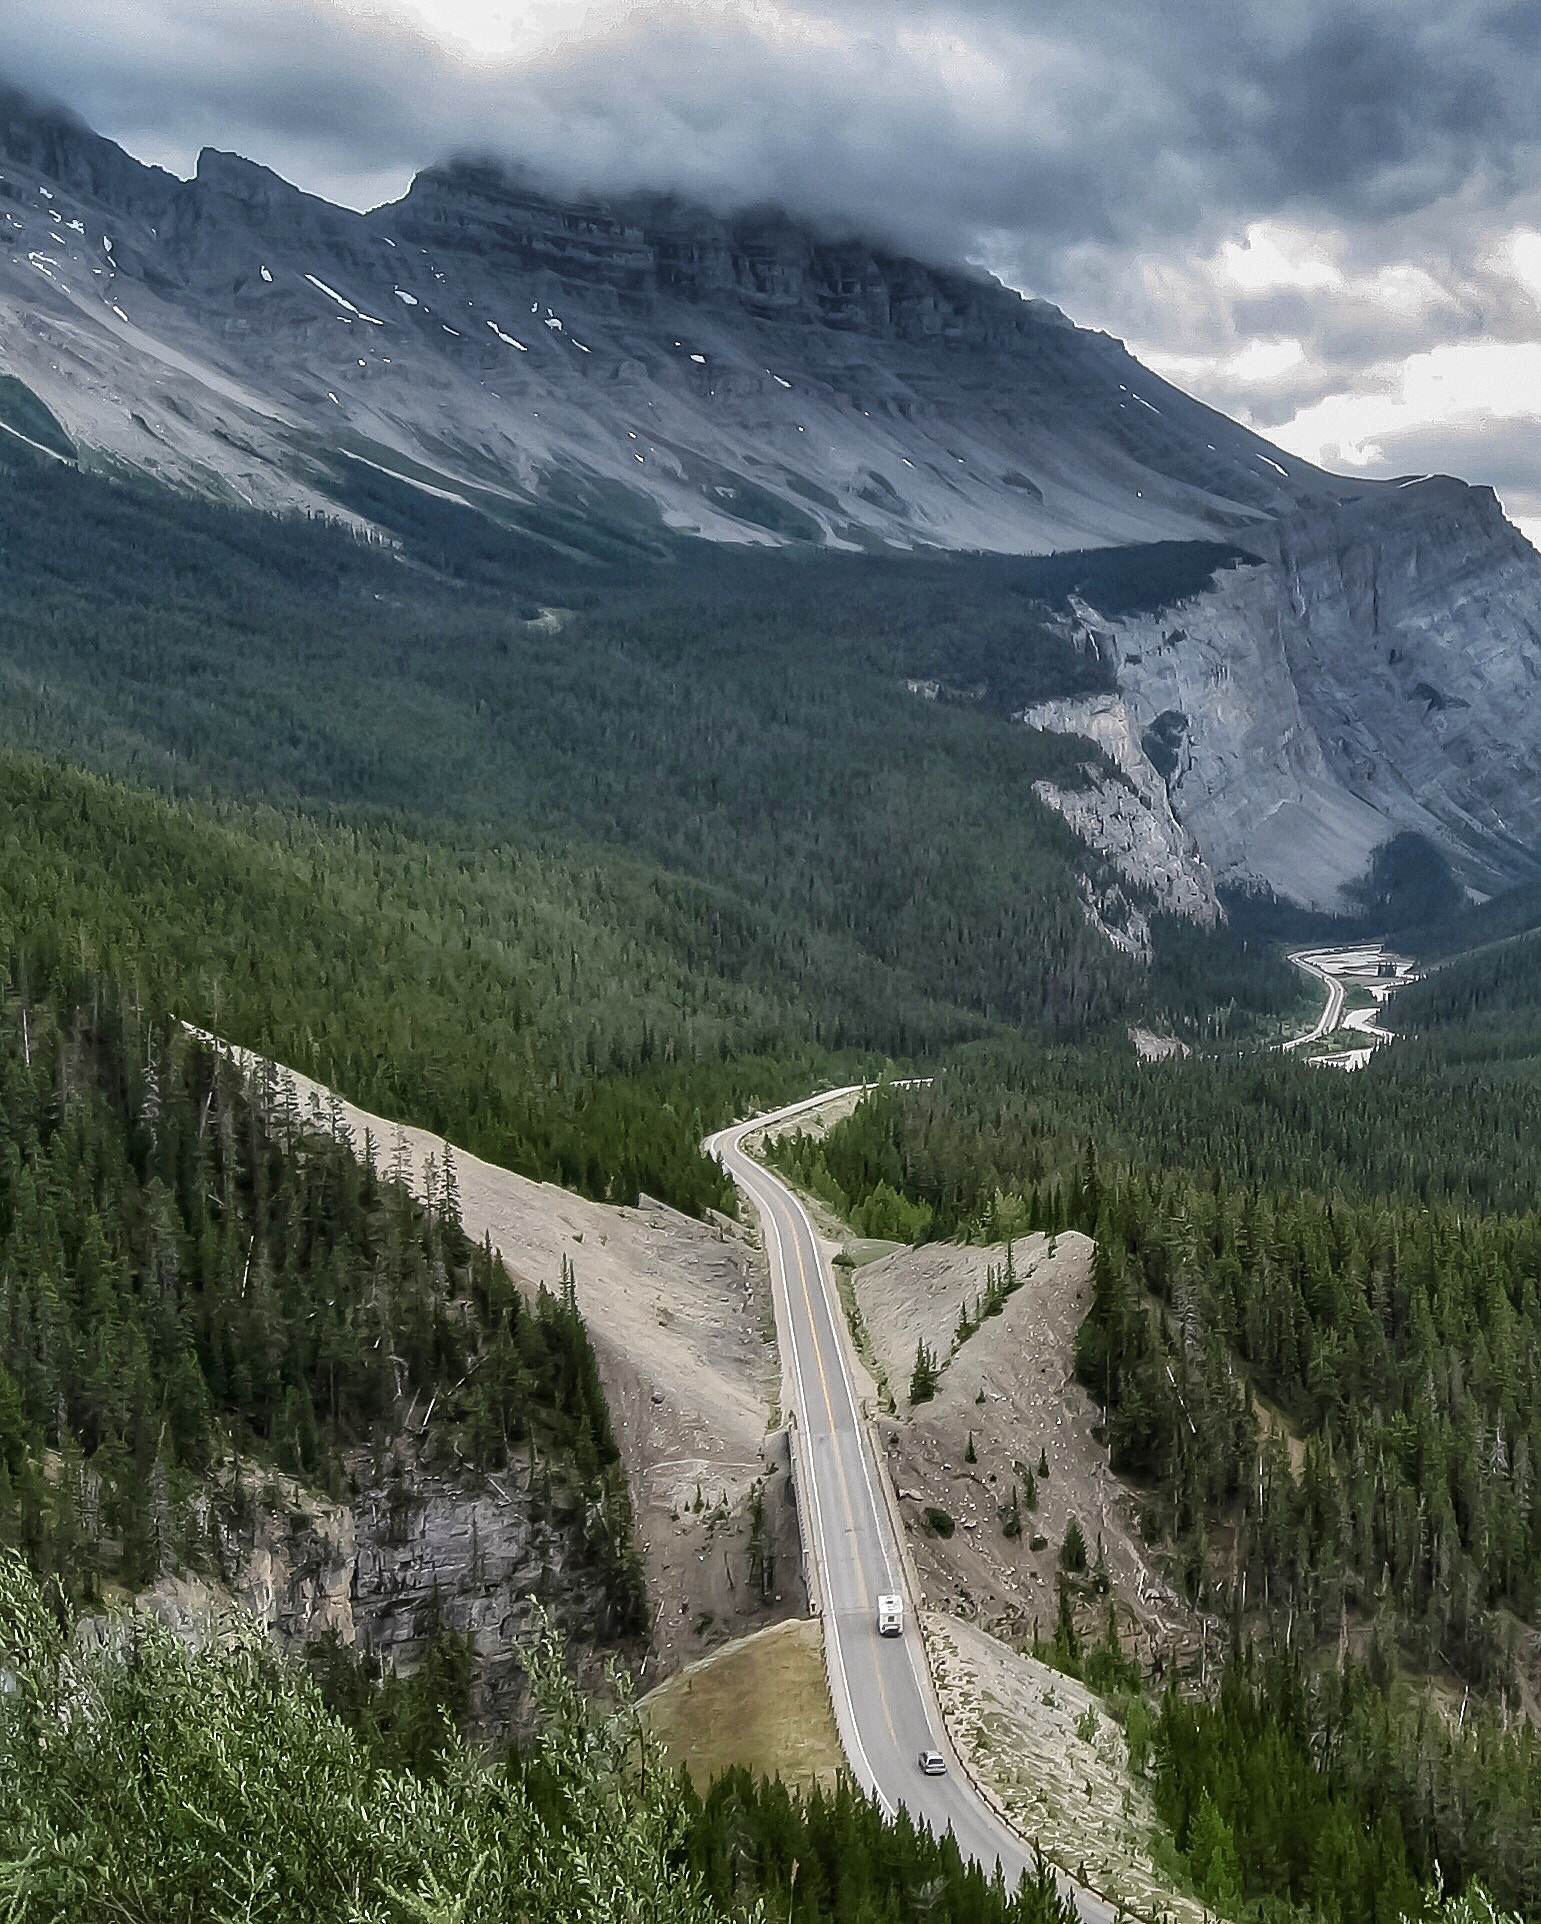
876;1593;903;1636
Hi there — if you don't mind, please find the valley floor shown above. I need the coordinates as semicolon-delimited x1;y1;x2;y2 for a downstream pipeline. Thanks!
1285;942;1419;1068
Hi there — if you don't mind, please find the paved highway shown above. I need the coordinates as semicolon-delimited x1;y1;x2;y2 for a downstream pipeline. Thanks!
1282;947;1347;1048
709;1094;1112;1923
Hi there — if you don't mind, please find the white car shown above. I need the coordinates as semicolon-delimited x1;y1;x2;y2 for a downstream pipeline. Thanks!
918;1749;948;1776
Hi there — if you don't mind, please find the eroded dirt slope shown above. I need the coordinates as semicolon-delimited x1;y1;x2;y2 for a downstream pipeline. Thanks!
228;1050;805;1676
853;1232;1194;1665
927;1613;1205;1921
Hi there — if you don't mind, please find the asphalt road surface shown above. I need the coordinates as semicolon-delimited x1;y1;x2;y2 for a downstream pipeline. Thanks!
709;1094;1113;1923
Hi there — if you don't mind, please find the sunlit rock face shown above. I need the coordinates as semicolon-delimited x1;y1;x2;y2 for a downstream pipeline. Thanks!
1023;479;1541;909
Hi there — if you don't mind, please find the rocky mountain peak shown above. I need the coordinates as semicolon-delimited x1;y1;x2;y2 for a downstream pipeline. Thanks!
2;89;1358;552
193;146;311;210
2;87;1539;934
1271;472;1524;575
382;159;1068;348
0;82;174;217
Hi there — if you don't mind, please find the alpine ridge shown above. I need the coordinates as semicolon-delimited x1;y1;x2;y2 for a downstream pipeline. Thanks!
4;78;1541;912
0;81;1358;552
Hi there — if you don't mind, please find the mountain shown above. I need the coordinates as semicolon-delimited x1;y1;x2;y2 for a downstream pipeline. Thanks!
4;81;1541;913
1020;478;1541;907
0;82;1355;552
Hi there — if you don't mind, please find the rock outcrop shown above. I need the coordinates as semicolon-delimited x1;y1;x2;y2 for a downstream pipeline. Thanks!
1022;478;1541;909
1020;694;1222;928
132;1451;615;1739
0;83;1359;552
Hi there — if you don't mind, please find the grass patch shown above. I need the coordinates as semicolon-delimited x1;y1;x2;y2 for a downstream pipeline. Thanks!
640;1620;844;1793
841;1238;905;1269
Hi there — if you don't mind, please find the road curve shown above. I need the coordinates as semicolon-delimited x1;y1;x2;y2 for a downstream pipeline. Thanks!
708;1093;1113;1924
1282;948;1346;1048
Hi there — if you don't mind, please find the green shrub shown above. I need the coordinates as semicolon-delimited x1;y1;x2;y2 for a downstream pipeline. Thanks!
0;1555;713;1924
910;1339;940;1406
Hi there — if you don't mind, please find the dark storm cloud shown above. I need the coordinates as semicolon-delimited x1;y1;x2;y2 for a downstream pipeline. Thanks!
3;1;465;203
7;0;1541;520
8;0;1541;280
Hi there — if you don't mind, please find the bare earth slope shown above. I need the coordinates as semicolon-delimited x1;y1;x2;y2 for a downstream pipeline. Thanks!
853;1233;1194;1662
224;1048;803;1677
927;1614;1204;1922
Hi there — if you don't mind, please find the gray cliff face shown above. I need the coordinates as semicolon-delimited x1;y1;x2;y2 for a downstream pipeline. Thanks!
1023;479;1541;908
0;86;1356;551
389;161;1076;343
1020;693;1222;933
148;1454;614;1739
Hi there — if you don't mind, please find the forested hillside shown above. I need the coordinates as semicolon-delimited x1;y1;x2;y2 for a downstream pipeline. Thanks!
0;839;1093;1924
0;434;1296;1211
1389;927;1541;1069
10;380;1538;1921
771;1037;1541;1229
0;952;642;1625
0;749;863;1213
776;1061;1541;1691
771;1031;1541;1917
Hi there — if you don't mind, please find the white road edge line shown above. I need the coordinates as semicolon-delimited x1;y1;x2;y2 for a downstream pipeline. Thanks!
714;1117;893;1815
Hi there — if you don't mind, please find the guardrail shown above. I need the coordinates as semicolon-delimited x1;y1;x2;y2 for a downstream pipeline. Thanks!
783;1415;821;1619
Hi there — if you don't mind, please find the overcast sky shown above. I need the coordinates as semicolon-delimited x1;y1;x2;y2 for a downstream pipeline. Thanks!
10;0;1541;540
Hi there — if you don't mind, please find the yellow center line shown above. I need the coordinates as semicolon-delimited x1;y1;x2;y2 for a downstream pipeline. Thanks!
784;1197;903;1752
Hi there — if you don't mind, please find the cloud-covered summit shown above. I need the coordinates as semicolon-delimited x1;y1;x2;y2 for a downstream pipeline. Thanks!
13;2;1538;257
8;0;1541;532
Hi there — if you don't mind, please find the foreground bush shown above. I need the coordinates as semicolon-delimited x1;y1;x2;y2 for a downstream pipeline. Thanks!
0;1554;718;1924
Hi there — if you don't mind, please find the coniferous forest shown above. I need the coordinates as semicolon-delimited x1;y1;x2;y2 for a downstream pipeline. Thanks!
770;984;1541;1917
4;416;1541;1921
0;439;1297;1214
0;951;642;1623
